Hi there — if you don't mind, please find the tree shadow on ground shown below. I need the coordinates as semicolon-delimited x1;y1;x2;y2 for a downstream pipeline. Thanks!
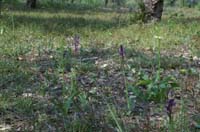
174;17;200;25
2;13;129;34
162;16;200;25
3;1;128;14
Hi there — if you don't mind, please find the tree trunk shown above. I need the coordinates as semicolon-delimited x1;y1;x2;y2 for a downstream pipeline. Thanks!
0;0;2;15
169;0;176;6
188;0;196;7
116;0;121;6
143;0;164;21
105;0;108;6
26;0;37;8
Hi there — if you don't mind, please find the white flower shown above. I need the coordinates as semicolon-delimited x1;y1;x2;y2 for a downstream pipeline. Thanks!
154;35;163;39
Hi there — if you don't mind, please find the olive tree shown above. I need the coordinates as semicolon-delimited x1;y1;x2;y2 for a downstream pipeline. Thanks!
143;0;164;21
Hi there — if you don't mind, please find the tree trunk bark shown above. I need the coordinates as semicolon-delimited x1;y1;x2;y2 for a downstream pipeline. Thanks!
169;0;176;6
0;0;2;15
116;0;121;6
105;0;108;6
188;0;196;7
143;0;164;21
26;0;37;8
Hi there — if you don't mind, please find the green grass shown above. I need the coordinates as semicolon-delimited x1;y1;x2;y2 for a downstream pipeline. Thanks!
0;2;200;131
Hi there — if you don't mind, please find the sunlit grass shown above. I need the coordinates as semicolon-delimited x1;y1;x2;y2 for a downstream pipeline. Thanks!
1;7;200;55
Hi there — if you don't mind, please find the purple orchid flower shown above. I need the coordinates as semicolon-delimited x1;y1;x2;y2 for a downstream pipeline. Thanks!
73;34;80;53
119;45;125;58
166;98;176;122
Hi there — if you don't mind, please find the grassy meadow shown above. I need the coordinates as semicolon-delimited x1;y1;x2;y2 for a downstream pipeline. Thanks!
0;1;200;131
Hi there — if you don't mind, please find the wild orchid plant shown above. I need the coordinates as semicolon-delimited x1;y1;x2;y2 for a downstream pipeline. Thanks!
166;98;176;122
119;45;131;110
62;34;81;72
119;45;125;59
166;98;176;131
73;34;80;55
